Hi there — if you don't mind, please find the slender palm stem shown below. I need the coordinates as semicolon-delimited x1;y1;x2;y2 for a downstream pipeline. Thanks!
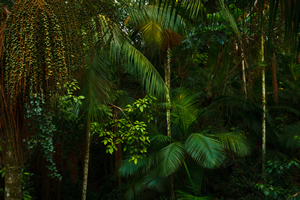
82;115;91;200
261;30;266;174
82;71;92;200
183;160;197;197
235;41;247;98
166;47;171;138
165;46;174;200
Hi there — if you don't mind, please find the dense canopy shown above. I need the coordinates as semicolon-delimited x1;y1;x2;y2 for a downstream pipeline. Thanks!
0;0;300;200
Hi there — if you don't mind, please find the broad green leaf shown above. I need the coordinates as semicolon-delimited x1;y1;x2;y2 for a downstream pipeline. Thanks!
157;142;186;176
217;132;251;156
185;133;225;169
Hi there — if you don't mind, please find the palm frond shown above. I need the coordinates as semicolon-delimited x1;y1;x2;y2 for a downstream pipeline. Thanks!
216;132;251;156
144;169;171;192
218;0;241;39
140;21;164;47
150;134;172;144
172;89;200;134
157;142;186;176
93;14;167;98
80;52;113;121
127;5;186;35
126;5;186;50
119;157;150;177
180;0;205;20
99;16;168;98
185;133;225;169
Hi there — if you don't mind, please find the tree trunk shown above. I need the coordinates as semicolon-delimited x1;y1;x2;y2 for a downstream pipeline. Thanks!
238;39;248;99
261;31;266;173
241;58;247;99
165;47;171;139
113;108;122;192
235;39;247;98
81;116;91;200
5;145;22;200
165;47;175;200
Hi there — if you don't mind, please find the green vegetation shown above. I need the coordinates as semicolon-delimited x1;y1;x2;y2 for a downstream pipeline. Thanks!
0;0;299;199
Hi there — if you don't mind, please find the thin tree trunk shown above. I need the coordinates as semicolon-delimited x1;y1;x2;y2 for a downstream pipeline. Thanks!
236;39;247;98
239;39;248;99
241;58;247;99
165;47;175;200
165;47;171;139
261;31;266;173
5;144;22;200
81;116;91;200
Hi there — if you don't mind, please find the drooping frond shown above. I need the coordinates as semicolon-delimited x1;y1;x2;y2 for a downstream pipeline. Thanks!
80;51;113;120
144;168;172;192
126;5;185;49
140;20;164;47
218;0;241;39
155;0;204;22
127;5;186;35
119;156;150;177
150;134;172;144
172;89;200;134
157;142;186;176
216;132;251;156
185;133;225;169
97;15;168;98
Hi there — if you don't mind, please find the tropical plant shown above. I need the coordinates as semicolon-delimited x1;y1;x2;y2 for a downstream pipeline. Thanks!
120;89;251;199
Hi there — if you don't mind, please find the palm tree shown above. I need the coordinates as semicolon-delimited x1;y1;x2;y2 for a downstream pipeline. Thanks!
125;5;186;199
119;89;251;199
80;13;169;200
261;27;266;173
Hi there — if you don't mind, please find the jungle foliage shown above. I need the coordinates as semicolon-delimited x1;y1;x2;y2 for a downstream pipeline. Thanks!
0;0;300;200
